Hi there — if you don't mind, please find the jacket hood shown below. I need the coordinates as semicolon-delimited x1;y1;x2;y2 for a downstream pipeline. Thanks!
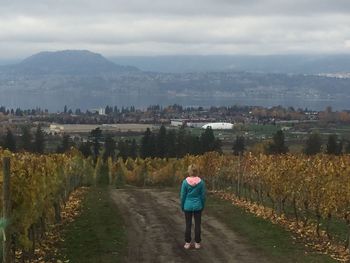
186;176;201;187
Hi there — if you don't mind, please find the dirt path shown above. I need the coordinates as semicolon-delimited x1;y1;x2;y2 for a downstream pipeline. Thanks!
110;188;269;263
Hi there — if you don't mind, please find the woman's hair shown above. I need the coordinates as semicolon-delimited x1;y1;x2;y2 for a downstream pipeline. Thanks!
187;164;198;176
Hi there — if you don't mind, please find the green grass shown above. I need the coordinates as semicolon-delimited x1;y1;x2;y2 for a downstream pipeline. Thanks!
246;124;281;135
222;184;348;245
60;187;126;263
206;193;337;263
58;186;339;262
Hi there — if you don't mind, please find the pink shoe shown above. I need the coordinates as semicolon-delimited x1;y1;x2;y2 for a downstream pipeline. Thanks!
184;242;191;249
194;242;201;249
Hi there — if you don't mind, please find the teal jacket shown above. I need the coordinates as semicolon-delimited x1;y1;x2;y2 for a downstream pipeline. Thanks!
180;177;206;212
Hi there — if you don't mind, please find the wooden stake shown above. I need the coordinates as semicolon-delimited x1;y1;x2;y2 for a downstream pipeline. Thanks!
3;157;12;263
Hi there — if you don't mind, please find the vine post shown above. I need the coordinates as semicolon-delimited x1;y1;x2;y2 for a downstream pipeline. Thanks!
3;157;12;263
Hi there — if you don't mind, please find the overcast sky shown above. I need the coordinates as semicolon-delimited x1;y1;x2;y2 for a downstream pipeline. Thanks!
1;0;350;59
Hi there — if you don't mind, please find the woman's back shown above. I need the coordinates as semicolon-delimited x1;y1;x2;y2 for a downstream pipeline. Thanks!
181;177;206;212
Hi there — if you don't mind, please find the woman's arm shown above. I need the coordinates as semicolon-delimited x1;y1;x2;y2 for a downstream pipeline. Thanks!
180;180;187;211
201;181;206;209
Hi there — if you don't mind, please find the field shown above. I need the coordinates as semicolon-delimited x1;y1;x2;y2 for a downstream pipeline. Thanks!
1;149;350;262
45;123;157;134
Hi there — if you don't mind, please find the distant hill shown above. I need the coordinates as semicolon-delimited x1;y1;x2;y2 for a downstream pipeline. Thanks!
109;54;350;74
0;50;350;111
2;50;139;75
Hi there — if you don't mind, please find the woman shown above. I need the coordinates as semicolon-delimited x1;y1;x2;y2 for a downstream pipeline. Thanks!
180;164;206;249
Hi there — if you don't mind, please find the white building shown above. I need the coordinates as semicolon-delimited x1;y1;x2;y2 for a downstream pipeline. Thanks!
90;108;106;115
170;119;186;127
201;122;234;130
47;124;65;134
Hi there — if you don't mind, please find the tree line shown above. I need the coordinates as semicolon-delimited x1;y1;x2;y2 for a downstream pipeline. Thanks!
232;130;350;156
3;125;349;158
140;126;221;159
303;132;350;155
0;126;45;153
78;126;222;161
0;106;48;116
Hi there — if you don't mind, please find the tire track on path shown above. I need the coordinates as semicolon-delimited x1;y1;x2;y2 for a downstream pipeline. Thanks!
110;188;268;263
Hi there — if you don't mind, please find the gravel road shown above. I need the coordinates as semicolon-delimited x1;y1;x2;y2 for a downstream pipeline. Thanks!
110;188;268;263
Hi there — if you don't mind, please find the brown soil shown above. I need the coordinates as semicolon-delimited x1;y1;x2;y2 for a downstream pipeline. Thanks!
110;188;269;263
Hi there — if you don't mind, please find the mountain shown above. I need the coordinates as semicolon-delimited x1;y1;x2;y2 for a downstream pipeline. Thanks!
0;50;350;111
2;50;139;75
109;54;350;74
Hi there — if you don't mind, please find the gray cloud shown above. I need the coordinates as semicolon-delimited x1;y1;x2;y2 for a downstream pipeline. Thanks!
4;0;350;16
1;0;350;59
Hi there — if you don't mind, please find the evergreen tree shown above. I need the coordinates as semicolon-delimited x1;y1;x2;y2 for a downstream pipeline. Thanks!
96;160;110;185
0;106;5;114
105;105;113;115
20;126;32;152
200;127;215;153
266;130;288;154
15;108;23;116
130;139;138;159
34;125;45;153
56;134;71;153
141;128;155;158
140;128;150;158
79;141;92;158
90;128;102;160
344;141;350;154
304;133;322;155
232;136;245;156
187;134;201;155
113;106;118;114
75;108;82;115
157;125;167;158
103;135;116;161
4;129;16;152
149;133;156;158
165;130;176;158
326;134;342;155
117;140;129;161
200;127;221;153
214;138;222;153
176;128;187;157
